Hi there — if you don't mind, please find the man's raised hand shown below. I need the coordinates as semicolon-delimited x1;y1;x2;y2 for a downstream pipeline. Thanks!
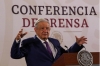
15;29;27;40
75;36;87;46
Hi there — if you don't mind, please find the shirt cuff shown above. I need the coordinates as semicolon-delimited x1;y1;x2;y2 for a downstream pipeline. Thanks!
16;40;20;43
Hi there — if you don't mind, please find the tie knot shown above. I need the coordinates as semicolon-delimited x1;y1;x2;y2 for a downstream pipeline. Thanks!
44;41;48;45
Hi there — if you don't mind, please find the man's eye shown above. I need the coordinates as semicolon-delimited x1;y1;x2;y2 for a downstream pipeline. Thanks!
41;28;44;29
46;28;49;30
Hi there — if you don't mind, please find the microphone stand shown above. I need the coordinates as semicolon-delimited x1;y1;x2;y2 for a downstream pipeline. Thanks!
65;45;69;53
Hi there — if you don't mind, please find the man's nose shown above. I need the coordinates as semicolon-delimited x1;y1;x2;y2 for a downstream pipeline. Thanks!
43;28;48;32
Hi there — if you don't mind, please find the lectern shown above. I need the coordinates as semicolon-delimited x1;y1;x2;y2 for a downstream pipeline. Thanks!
52;52;99;66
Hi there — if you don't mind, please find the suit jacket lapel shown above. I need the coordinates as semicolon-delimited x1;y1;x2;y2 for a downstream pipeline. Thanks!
33;36;54;61
48;38;60;59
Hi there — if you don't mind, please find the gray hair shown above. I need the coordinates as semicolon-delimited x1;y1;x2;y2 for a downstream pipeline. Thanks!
34;18;50;27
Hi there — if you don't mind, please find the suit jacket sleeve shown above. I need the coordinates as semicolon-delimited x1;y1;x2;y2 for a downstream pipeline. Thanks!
68;42;84;52
55;39;83;53
11;39;28;59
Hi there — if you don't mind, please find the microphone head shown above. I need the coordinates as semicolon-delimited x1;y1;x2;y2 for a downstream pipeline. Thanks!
65;45;68;48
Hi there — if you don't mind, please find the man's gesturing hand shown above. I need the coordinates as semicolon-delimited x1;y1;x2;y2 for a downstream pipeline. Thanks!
75;36;87;46
15;29;27;40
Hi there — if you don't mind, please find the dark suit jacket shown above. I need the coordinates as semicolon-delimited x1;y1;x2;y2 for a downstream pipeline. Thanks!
11;36;83;66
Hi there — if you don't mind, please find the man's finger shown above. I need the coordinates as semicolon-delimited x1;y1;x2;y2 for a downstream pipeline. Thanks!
19;29;23;33
83;42;87;44
80;36;85;39
83;39;87;41
75;36;78;41
21;32;27;38
80;36;87;41
21;29;23;32
23;32;27;36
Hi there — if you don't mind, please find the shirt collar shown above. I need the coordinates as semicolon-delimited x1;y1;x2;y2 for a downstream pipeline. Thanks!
36;35;49;43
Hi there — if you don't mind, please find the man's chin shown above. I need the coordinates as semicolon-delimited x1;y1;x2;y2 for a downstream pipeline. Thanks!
42;37;48;41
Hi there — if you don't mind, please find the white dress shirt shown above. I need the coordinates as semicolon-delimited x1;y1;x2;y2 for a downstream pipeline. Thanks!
36;36;57;58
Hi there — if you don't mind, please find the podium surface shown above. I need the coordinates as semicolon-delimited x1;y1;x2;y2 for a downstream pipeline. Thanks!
52;52;99;66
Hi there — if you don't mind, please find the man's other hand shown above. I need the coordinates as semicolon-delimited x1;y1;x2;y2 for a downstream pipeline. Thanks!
75;36;87;46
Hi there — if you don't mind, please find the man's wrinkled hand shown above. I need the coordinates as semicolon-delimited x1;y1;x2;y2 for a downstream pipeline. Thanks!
15;29;27;40
75;36;87;46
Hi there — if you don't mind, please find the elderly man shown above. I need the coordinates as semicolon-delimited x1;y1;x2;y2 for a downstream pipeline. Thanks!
11;18;87;66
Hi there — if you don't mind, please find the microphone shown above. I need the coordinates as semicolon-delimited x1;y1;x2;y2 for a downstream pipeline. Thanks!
65;45;69;53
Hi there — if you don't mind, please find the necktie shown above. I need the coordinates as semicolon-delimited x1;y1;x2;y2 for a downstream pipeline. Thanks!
44;41;53;56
